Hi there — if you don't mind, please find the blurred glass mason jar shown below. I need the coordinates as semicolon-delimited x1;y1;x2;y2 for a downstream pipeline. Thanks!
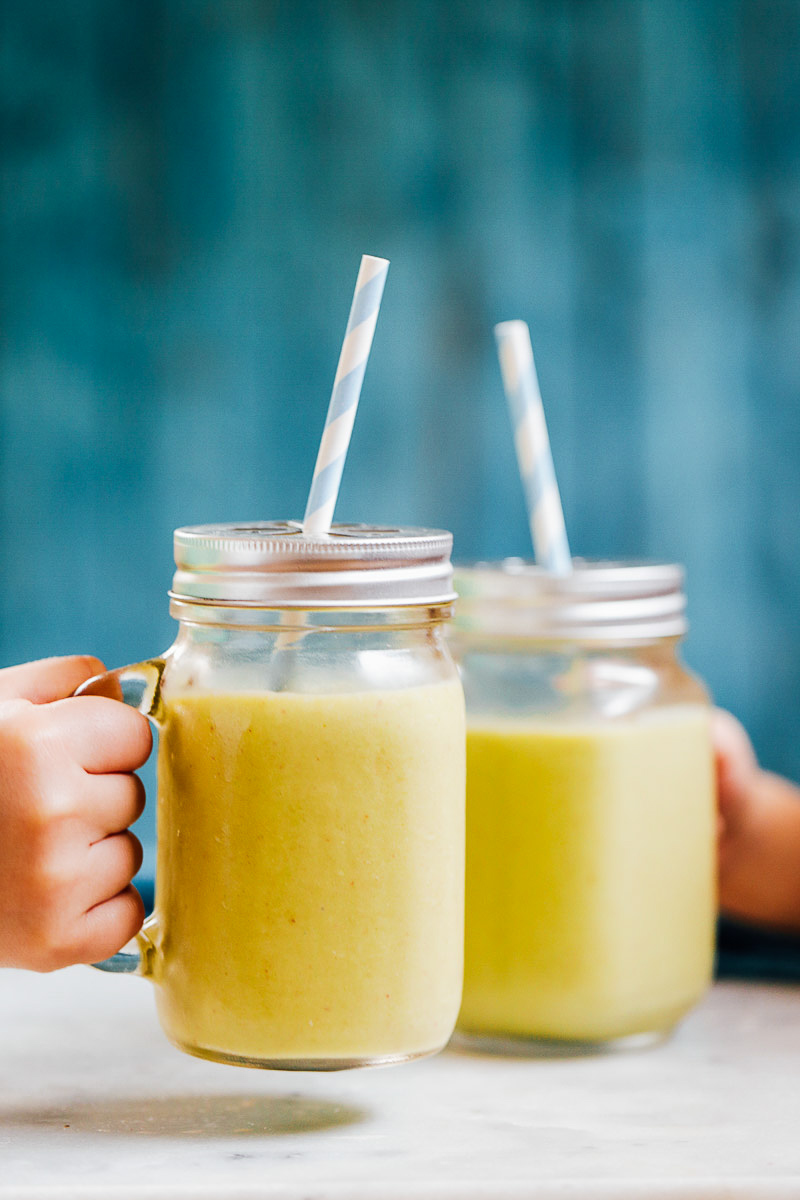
450;559;715;1050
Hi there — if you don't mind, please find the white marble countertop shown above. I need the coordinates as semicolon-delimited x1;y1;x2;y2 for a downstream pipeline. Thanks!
1;967;799;1199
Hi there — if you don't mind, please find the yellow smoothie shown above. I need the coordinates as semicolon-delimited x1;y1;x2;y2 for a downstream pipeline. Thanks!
459;705;715;1044
152;680;465;1067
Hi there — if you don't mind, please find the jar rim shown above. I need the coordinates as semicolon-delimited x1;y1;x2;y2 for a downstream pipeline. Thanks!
453;558;688;642
170;522;457;608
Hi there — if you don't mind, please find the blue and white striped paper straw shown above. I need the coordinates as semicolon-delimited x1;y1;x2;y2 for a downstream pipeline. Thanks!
303;254;390;535
494;320;572;574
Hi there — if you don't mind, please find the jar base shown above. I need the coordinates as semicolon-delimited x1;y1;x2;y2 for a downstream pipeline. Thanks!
450;1027;671;1058
169;1036;444;1072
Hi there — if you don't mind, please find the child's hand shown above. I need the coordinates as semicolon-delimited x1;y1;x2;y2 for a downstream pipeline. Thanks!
713;708;800;932
0;656;152;971
713;708;760;881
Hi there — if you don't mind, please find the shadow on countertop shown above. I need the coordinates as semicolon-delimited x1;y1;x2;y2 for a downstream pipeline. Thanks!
0;1093;370;1138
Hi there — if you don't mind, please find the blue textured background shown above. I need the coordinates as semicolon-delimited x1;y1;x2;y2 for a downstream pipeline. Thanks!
2;1;799;872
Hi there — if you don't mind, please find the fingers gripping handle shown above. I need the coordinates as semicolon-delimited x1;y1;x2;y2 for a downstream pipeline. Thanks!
74;658;166;721
92;927;157;976
74;658;166;977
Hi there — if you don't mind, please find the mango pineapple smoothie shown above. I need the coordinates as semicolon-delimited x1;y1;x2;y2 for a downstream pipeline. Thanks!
153;679;465;1067
459;704;715;1044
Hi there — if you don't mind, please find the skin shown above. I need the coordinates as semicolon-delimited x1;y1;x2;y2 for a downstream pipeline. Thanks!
0;656;152;971
714;709;800;934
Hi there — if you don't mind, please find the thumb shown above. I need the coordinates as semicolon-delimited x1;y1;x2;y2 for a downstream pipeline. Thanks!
0;656;107;704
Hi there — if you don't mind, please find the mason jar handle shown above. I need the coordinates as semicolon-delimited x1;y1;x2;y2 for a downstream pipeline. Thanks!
74;658;167;978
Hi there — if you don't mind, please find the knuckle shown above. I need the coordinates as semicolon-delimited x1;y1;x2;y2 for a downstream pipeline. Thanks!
0;696;35;725
29;851;73;900
53;655;107;695
0;704;39;769
23;790;76;849
1;708;73;807
26;917;75;973
32;783;77;828
73;655;106;678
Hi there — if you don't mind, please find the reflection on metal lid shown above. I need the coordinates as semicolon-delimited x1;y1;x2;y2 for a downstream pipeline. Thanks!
170;522;456;608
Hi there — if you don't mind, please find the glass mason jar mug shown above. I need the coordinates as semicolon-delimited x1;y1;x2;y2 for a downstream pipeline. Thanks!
450;560;715;1049
80;523;466;1070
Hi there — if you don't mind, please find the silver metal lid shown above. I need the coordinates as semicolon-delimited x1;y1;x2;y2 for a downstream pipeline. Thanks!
453;559;687;642
169;522;456;608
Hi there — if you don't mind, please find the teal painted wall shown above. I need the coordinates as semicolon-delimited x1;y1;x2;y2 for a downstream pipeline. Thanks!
2;1;799;869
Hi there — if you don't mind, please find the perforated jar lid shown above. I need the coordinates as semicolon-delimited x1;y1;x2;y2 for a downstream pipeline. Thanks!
169;522;456;608
453;559;688;642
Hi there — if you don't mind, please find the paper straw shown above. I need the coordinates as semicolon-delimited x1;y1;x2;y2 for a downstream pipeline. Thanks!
303;254;390;535
494;320;572;574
